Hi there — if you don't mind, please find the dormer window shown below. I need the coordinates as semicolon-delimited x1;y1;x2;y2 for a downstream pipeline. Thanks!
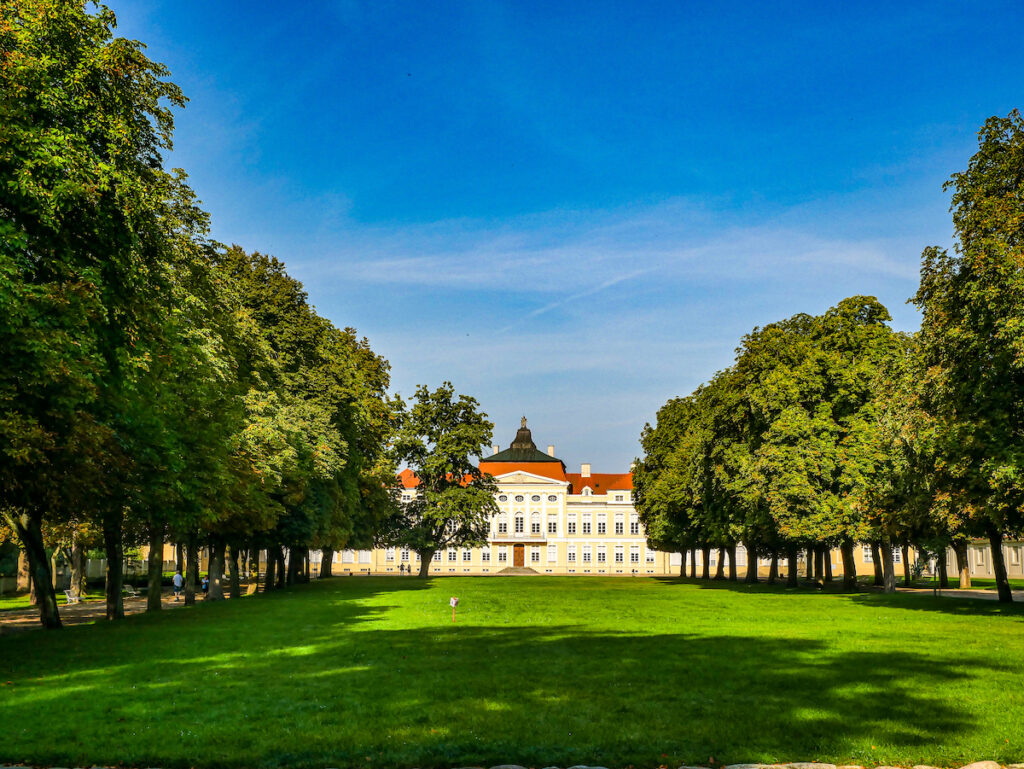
583;488;591;496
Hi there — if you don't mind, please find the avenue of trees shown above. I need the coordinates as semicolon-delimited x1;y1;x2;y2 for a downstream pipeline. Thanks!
0;1;500;628
635;111;1024;603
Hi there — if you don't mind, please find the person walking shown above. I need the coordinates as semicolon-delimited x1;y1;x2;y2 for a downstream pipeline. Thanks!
172;570;184;601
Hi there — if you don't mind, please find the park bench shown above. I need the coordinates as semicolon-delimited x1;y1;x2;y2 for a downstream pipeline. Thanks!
63;589;80;604
123;584;140;598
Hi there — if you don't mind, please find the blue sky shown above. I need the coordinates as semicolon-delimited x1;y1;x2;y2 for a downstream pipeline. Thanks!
113;0;1023;470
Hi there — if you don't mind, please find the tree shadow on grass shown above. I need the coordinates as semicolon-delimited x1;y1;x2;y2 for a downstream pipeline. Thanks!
0;589;1015;769
652;576;1024;619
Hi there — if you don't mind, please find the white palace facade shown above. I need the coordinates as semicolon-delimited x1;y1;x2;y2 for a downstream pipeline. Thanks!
331;420;675;576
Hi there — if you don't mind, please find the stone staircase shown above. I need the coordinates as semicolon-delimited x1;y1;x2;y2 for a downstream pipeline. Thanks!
495;566;540;576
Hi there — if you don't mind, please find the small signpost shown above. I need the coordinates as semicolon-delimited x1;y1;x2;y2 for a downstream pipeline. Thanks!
450;596;459;622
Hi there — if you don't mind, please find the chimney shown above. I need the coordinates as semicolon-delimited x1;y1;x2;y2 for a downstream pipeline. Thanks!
493;445;500;456
547;445;555;457
581;462;591;478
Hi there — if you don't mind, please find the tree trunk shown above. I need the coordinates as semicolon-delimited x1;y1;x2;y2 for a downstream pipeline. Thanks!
727;545;738;581
987;528;1013;603
276;548;286;588
687;548;695;577
954;541;971;588
321;548;334;578
813;546;824;585
264;547;277;592
17;548;31;592
768;550;778;583
417;549;432;577
184;534;199;606
786;545;799;587
175;542;184;573
713;548;725;579
208;537;226;601
823;546;833;582
146;521;164;612
871;542;884;586
806;548;814;581
70;536;86;599
701;546;711;579
102;514;125;620
5;510;61;628
228;544;241;599
285;548;299;586
840;540;857;590
880;539;896;593
902;543;911;586
938;548;949;588
744;545;758;583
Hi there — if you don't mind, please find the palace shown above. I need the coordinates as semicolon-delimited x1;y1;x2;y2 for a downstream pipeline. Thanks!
335;419;675;575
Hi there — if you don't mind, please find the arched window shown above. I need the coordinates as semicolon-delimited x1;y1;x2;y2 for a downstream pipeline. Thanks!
498;513;508;534
514;514;524;534
531;512;541;534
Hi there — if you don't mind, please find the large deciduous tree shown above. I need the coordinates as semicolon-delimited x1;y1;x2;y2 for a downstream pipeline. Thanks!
914;111;1024;602
389;383;498;577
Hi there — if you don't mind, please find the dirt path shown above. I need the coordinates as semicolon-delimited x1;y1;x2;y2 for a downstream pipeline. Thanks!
0;591;194;634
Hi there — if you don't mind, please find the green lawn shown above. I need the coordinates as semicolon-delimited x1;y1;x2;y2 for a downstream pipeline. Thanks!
1;577;1022;769
0;589;105;612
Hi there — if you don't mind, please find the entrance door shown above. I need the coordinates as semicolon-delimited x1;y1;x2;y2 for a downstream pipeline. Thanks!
513;544;525;567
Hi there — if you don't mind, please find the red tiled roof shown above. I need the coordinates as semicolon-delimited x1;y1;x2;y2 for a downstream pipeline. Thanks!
478;461;568;482
565;472;633;494
400;466;632;492
399;468;420;489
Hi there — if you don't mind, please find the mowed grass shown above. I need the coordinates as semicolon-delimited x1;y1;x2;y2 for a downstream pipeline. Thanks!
2;577;1023;769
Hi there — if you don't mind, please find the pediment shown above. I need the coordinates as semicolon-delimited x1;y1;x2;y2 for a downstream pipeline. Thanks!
494;471;566;485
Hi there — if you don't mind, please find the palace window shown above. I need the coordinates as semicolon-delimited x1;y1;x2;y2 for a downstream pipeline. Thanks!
498;548;508;563
531;512;541;534
597;547;607;564
401;549;410;562
515;515;524;534
582;546;592;563
357;550;369;564
615;494;624;502
893;548;902;564
548;495;558;502
462;550;472;562
615;513;624;535
597;516;607;535
385;548;395;561
498;513;508;534
514;495;524;502
567;516;577;534
547;515;557;534
482;549;491;562
568;547;577;563
548;544;557;563
342;550;355;563
630;546;640;564
862;545;873;563
630;514;640;535
582;514;592;535
401;494;411;502
498;494;508;502
646;548;655;563
615;546;624;563
531;549;540;563
531;494;541;502
448;549;457;562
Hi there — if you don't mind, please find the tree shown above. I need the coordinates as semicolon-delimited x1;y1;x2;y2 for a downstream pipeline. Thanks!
914;111;1024;602
388;383;498;577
